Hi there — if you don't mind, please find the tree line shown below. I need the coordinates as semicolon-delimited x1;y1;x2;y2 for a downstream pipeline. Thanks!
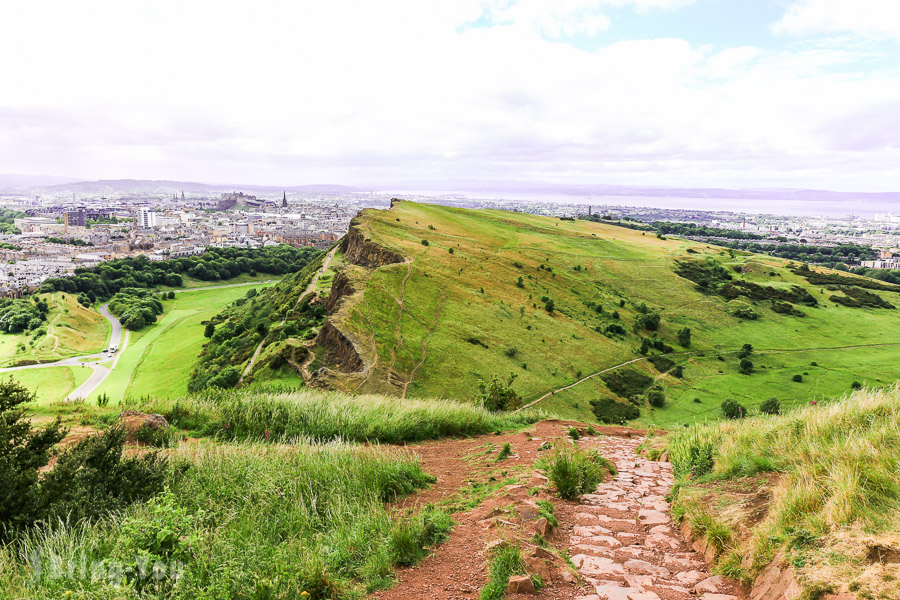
38;245;321;302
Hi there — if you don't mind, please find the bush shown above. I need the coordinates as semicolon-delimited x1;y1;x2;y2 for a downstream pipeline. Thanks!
420;239;429;246
738;343;753;358
477;372;522;412
721;399;746;419
568;427;580;441
590;397;640;424
792;374;804;383
647;388;666;408
739;358;754;375
0;378;65;536
677;327;691;347
851;381;862;390
96;392;110;407
760;397;781;415
673;365;684;378
38;426;171;526
539;443;616;500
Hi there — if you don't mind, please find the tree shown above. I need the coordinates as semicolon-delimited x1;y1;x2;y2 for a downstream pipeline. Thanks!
204;323;215;338
516;276;524;288
477;372;521;412
738;343;753;359
792;374;803;383
544;298;555;314
167;291;176;300
0;379;66;535
739;359;754;375
677;327;691;347
673;365;684;378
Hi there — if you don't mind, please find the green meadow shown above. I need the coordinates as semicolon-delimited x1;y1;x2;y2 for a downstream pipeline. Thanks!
321;201;900;426
87;283;277;404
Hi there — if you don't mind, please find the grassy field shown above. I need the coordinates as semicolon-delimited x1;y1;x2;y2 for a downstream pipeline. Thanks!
87;283;277;404
318;201;900;427
667;385;900;598
5;365;93;404
0;293;108;367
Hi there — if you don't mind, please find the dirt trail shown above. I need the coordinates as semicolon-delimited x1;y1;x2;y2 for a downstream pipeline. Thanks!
571;436;745;600
370;423;747;600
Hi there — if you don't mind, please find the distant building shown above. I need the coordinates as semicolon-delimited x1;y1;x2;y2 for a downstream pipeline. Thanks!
282;191;288;208
137;208;157;228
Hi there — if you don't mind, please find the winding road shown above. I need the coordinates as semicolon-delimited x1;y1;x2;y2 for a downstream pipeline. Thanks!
0;302;127;401
0;280;280;402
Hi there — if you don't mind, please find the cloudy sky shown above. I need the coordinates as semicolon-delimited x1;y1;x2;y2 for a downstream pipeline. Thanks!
1;0;899;191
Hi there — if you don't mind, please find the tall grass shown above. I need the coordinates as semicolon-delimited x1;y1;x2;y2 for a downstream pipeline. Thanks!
537;442;616;500
668;385;900;575
139;387;541;444
1;440;451;599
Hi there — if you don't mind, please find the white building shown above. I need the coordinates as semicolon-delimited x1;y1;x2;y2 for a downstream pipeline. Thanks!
137;208;157;228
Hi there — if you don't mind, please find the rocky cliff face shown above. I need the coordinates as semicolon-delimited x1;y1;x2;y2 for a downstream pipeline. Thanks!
324;271;355;314
315;321;364;373
339;220;404;269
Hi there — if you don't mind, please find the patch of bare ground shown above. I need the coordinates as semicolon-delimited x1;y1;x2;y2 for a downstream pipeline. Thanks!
371;421;669;600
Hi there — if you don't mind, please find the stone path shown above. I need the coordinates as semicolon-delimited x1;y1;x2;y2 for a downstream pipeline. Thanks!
571;436;744;600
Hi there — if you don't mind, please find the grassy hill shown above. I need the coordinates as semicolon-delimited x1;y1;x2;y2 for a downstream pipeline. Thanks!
299;200;900;427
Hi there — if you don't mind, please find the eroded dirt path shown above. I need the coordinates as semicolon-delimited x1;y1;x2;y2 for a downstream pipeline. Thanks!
571;436;745;600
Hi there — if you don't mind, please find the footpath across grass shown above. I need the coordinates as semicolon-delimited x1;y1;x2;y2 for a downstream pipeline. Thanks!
667;384;900;598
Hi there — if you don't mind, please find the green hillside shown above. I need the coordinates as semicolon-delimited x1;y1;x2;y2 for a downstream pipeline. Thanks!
291;200;900;427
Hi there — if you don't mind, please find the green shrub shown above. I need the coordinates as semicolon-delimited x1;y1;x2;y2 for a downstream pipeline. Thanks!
792;374;804;383
851;381;862;390
0;378;65;536
721;399;746;419
760;397;781;415
96;392;110;407
590;397;640;424
647;388;666;408
478;373;522;412
739;358;754;375
568;427;580;441
39;426;171;526
538;444;615;500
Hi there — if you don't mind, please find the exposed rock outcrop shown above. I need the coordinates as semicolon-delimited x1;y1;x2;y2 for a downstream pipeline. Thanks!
315;321;364;373
339;219;404;268
117;410;168;443
324;271;355;314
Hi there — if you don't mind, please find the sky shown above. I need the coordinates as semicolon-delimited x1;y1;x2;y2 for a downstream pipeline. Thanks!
1;0;899;191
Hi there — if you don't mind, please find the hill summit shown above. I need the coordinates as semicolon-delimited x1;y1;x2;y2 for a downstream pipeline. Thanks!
200;200;900;427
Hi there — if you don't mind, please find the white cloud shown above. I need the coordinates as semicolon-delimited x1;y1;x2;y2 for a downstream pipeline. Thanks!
773;0;900;40
0;0;897;191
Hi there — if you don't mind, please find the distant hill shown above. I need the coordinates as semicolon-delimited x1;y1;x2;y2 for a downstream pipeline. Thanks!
201;201;900;427
36;179;367;195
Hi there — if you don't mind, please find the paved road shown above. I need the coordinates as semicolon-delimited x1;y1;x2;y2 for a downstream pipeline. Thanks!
0;303;127;401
